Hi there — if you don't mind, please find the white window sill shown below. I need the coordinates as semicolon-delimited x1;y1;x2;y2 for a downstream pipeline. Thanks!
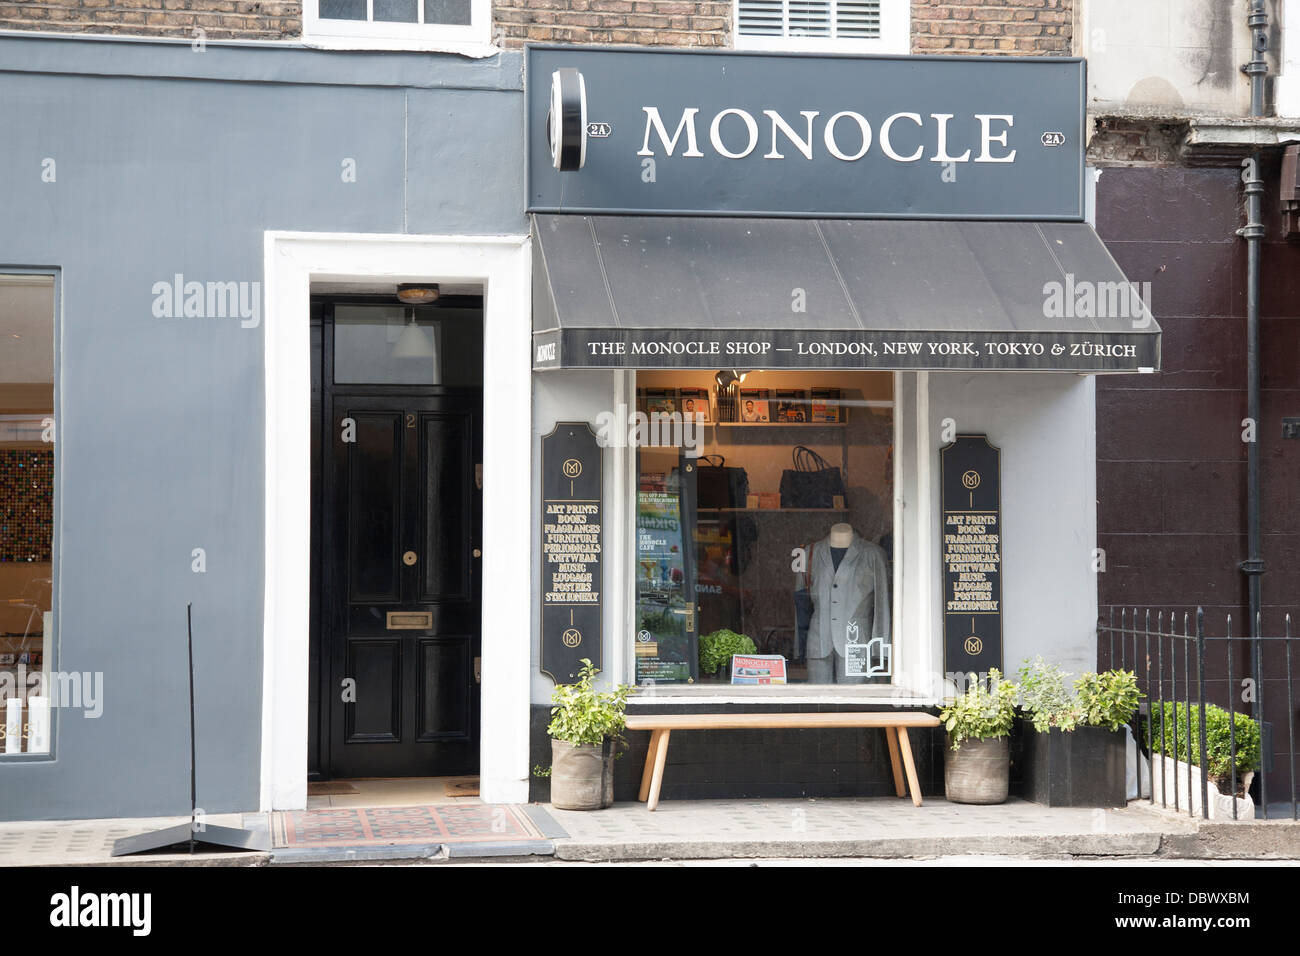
627;685;937;707
732;36;908;57
301;34;498;58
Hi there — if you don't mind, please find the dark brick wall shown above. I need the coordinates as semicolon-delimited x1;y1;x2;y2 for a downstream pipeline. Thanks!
530;703;946;803
1094;157;1300;794
1094;158;1300;627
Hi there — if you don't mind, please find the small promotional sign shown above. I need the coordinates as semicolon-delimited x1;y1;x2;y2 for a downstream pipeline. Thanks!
730;655;787;685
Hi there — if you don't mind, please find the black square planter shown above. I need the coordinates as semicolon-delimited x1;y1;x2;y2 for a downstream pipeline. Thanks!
1017;719;1126;807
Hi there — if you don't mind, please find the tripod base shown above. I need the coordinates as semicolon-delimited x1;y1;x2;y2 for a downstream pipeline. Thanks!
111;822;270;857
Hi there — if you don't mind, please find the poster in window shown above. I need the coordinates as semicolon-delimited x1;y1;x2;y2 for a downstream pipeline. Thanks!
635;490;697;684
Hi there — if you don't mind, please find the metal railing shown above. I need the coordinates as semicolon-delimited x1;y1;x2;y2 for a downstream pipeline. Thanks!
1098;607;1298;821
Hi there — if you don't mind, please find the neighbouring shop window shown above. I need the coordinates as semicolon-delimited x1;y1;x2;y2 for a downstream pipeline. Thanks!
734;0;908;54
634;370;894;688
0;274;55;754
307;0;489;49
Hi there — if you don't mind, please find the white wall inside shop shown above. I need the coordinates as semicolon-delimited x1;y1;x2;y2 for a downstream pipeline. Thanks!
923;372;1100;680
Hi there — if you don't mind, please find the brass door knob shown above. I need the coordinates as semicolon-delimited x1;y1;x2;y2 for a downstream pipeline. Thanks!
402;551;418;566
472;548;482;558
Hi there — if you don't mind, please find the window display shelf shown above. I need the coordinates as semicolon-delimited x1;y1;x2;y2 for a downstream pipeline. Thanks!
697;507;848;514
708;421;847;428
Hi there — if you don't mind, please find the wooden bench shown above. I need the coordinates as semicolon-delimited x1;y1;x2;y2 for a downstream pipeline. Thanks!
624;712;941;811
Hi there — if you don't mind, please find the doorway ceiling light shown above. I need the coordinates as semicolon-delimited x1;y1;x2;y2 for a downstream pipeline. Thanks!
396;283;440;304
392;307;438;360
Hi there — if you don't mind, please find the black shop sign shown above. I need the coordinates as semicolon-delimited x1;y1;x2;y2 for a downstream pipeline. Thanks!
540;423;604;683
940;435;1004;678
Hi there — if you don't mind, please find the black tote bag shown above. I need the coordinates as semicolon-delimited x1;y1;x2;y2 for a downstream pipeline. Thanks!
694;454;750;509
779;445;846;510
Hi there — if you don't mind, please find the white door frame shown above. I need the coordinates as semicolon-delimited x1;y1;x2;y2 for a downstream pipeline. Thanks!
260;231;532;810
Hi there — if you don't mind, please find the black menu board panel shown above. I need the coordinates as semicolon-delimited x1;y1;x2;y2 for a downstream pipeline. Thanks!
940;434;1004;678
540;423;603;683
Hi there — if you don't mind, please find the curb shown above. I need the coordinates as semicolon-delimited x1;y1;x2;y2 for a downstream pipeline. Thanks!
552;832;1172;862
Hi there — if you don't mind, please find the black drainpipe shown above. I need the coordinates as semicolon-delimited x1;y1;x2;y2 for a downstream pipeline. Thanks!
1238;0;1269;697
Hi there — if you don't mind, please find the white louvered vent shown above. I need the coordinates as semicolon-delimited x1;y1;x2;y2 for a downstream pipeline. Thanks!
737;0;881;40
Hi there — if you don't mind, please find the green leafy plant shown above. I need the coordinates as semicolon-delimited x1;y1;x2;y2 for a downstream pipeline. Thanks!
1016;657;1081;732
547;659;632;746
1016;658;1142;733
1076;669;1141;731
1146;701;1261;791
698;628;756;675
941;669;1017;750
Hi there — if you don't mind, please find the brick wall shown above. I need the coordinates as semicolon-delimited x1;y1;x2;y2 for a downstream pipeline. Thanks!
492;0;729;48
1087;117;1184;167
0;1;300;40
912;0;1073;55
1;1;1079;52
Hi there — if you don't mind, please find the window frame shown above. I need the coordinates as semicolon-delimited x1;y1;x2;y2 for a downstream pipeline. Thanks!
0;268;60;762
732;0;910;56
302;0;494;55
623;369;905;700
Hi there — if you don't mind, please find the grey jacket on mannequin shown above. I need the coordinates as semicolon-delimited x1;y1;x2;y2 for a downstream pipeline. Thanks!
805;532;891;660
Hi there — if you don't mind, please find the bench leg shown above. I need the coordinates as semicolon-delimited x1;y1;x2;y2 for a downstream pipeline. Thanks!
884;726;906;798
896;727;923;807
647;729;671;811
637;729;662;802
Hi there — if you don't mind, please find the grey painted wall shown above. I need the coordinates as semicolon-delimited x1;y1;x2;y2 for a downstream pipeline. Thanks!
0;34;526;820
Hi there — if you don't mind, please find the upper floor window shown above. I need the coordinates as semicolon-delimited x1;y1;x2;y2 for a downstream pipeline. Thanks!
303;0;492;53
734;0;908;55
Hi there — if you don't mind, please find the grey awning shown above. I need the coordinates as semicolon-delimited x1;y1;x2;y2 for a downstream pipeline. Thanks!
532;215;1160;373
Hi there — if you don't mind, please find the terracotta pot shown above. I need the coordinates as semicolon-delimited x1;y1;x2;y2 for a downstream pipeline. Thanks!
944;734;1010;805
550;738;606;811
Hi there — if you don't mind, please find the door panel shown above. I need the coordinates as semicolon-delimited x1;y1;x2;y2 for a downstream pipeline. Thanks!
326;391;482;778
348;412;403;603
417;636;471;740
420;414;472;603
346;640;401;742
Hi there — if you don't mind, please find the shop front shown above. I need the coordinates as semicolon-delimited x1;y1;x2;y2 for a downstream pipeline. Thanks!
525;47;1161;800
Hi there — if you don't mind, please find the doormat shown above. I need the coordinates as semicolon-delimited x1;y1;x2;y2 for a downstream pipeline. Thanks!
444;776;479;797
307;782;359;796
272;804;542;848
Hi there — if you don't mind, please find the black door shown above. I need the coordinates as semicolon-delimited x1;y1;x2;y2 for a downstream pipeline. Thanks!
324;392;482;777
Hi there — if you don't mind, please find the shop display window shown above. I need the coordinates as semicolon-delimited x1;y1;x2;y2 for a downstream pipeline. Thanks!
0;274;55;754
634;370;893;687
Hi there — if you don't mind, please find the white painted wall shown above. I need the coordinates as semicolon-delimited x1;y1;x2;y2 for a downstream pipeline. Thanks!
530;369;626;705
1082;0;1263;117
923;372;1099;680
1279;0;1300;116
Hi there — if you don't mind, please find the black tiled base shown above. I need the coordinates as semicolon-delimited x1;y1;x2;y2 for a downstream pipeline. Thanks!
529;704;944;804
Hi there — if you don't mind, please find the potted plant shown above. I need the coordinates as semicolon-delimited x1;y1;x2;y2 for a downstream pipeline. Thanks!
940;669;1017;804
1016;657;1141;807
698;628;756;682
1147;701;1261;819
546;659;631;811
